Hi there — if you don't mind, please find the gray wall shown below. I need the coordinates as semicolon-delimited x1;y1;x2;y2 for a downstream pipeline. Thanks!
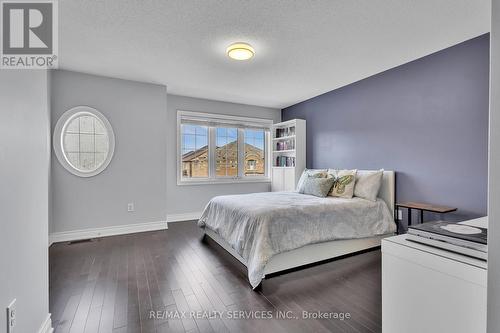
166;94;280;215
488;2;500;331
0;71;50;333
50;70;167;233
283;34;489;227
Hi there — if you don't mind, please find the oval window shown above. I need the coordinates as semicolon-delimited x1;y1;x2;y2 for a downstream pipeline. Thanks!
54;106;115;177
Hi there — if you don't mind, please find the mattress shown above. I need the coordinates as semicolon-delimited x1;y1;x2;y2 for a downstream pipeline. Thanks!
198;191;396;288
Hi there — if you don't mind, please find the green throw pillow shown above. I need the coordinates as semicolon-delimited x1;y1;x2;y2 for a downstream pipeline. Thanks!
302;176;335;197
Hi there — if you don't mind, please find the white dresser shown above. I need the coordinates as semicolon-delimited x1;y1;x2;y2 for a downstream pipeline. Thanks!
382;233;487;333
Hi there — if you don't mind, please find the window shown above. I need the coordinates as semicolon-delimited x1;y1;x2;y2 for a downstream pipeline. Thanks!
54;106;115;177
216;128;238;177
244;129;265;176
63;115;109;171
181;124;208;178
247;159;257;170
178;111;272;184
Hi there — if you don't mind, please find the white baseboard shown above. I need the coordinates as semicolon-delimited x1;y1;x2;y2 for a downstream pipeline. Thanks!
38;313;53;333
166;211;202;223
49;220;168;245
48;212;201;246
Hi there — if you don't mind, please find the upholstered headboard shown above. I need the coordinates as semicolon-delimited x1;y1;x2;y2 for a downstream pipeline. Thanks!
378;170;395;219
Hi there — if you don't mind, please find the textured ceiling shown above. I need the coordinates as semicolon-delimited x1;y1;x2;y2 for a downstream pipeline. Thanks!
59;0;490;108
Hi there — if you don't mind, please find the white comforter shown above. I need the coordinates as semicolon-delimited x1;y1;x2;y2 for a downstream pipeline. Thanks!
198;191;396;288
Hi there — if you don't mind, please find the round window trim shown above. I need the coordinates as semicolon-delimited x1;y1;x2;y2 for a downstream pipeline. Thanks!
53;106;115;177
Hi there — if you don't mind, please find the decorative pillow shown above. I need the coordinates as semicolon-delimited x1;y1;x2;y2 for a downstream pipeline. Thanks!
327;169;357;198
296;169;328;192
354;169;384;201
302;176;335;197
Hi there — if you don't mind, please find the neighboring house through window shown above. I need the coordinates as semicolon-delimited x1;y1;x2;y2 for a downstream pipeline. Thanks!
178;111;272;184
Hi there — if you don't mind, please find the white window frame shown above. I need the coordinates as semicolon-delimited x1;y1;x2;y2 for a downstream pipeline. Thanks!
53;106;115;178
177;110;272;185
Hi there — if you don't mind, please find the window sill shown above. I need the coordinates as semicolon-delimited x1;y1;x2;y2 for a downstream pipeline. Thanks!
177;178;271;186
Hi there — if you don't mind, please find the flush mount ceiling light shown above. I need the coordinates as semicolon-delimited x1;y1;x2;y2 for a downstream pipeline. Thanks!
226;42;255;60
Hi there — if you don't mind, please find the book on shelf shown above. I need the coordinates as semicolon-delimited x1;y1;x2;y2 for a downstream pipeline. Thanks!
275;140;294;151
275;156;295;167
275;126;295;138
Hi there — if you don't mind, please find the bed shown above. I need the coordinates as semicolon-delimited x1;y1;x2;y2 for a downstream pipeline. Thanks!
198;170;397;288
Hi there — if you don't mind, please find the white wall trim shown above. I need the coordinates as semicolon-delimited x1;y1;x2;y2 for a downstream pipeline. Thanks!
167;212;202;223
38;313;53;333
49;220;168;245
49;213;201;246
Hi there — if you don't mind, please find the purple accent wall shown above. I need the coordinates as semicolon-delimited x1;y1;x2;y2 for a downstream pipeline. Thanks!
283;34;489;227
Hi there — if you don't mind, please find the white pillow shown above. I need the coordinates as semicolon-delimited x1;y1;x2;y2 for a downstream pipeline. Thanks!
354;169;384;201
327;169;357;198
296;169;328;192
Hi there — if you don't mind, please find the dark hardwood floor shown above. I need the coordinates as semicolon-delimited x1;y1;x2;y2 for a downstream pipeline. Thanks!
49;221;383;333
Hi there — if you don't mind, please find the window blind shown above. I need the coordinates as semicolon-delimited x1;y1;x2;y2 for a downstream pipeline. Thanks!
179;111;272;130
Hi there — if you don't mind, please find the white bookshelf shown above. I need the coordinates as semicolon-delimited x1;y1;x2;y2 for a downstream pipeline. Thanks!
271;119;306;192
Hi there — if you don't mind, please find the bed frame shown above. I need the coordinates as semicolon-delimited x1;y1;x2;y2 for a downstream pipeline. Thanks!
204;170;396;281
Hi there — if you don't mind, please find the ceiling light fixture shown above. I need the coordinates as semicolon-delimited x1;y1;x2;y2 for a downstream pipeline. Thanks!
226;42;255;61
